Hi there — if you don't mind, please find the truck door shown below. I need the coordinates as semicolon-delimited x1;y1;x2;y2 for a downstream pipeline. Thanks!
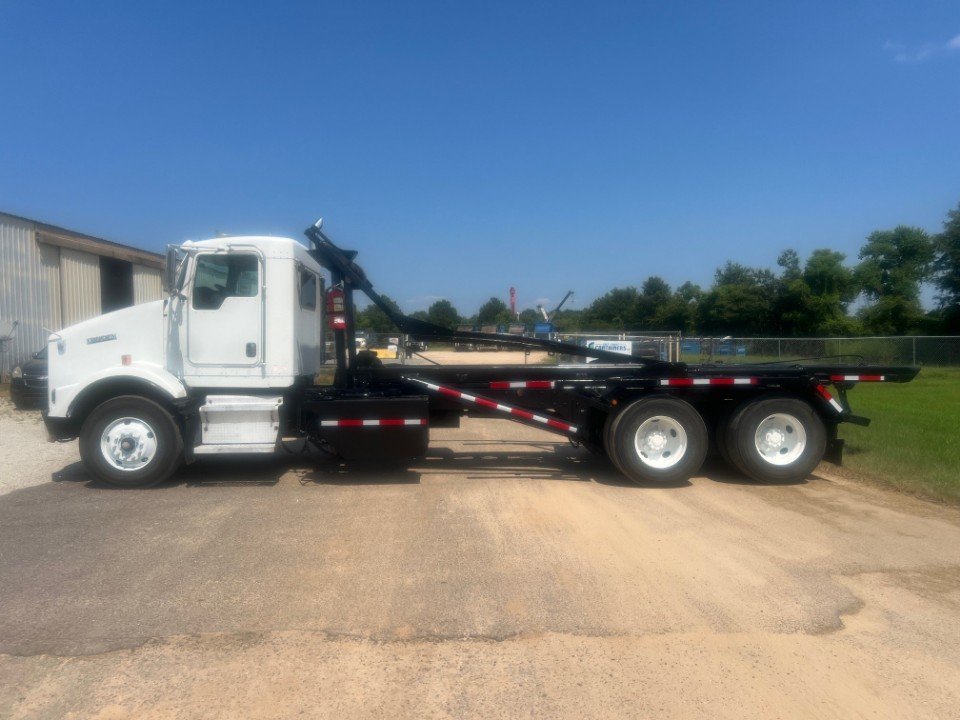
187;251;263;367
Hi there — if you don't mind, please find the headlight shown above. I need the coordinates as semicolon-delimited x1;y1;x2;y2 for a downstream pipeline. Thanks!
12;366;22;379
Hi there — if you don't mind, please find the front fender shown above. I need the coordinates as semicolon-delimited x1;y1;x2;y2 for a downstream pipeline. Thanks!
57;363;188;419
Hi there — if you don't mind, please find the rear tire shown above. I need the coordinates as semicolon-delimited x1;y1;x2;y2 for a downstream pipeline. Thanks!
715;410;741;472
608;397;708;484
725;397;826;482
79;396;183;488
602;407;629;475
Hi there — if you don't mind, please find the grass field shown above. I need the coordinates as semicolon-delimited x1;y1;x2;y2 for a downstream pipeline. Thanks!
837;367;960;503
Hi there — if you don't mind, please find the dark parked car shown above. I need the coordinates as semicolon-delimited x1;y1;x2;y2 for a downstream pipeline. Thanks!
10;346;48;410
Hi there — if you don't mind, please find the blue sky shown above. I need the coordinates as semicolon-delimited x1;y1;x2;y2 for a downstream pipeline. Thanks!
2;1;959;314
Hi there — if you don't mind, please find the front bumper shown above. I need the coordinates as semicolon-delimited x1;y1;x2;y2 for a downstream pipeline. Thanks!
10;379;48;409
42;412;79;442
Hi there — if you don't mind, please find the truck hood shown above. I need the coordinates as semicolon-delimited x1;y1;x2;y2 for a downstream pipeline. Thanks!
49;300;167;391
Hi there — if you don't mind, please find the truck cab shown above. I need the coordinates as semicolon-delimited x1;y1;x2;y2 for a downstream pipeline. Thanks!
44;236;325;486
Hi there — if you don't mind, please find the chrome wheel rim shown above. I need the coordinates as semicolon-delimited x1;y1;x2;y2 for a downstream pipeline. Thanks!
100;417;158;471
754;413;806;466
634;416;687;469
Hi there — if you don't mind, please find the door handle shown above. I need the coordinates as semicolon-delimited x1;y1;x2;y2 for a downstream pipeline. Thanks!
246;342;257;358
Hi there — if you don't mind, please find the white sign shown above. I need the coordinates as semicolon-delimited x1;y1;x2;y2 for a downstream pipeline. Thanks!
584;340;633;362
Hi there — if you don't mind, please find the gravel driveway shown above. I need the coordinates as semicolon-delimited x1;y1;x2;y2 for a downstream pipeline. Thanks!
1;398;959;719
0;399;77;497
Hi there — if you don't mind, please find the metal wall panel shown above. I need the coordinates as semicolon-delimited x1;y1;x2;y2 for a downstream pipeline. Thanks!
60;247;101;327
0;215;61;374
132;264;163;304
1;211;164;378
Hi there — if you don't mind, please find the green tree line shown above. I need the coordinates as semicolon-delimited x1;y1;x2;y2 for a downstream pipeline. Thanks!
356;201;960;336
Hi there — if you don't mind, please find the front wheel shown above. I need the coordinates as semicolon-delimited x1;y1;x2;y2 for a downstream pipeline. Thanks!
607;397;708;484
79;396;183;488
723;397;826;482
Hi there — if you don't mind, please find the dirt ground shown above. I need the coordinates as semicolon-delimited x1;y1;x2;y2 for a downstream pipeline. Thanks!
1;398;959;719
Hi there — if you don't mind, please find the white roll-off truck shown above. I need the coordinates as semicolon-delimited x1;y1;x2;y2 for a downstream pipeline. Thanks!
43;219;917;488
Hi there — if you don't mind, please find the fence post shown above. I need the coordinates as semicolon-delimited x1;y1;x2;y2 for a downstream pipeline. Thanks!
913;336;916;365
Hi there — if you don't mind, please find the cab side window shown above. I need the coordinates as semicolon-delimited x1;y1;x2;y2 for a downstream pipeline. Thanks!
299;269;317;311
193;254;259;310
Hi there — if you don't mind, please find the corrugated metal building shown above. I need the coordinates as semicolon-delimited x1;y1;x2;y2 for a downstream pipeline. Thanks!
0;211;164;377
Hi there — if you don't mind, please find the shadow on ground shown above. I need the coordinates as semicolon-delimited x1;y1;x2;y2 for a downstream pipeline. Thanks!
46;439;817;491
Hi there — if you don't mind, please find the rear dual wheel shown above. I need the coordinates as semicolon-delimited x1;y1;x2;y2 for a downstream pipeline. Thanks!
604;397;708;484
720;397;826;482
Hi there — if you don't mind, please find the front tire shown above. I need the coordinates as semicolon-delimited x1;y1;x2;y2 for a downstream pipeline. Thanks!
724;397;826;482
79;396;183;488
608;397;708;484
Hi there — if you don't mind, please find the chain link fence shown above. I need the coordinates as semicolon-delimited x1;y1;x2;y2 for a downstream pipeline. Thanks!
678;336;960;366
556;333;960;366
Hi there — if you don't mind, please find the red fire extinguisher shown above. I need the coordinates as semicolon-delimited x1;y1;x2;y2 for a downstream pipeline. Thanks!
325;287;347;330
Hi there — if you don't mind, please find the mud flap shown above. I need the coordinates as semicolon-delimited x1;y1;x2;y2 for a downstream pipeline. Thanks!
824;437;845;466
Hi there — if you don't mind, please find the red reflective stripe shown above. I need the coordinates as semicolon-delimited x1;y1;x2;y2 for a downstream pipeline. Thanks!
489;381;511;389
404;376;578;434
339;419;364;427
525;381;555;389
378;418;405;426
814;384;844;413
660;377;756;387
830;375;885;382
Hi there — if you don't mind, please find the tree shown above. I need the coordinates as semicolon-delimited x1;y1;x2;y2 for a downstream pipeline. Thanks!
802;249;859;335
552;308;583;332
933;202;960;332
636;276;672;329
582;287;639;329
771;249;806;335
655;282;702;333
772;248;860;336
426;299;460;329
856;226;934;334
355;295;402;334
777;249;802;281
518;308;541;327
698;262;777;335
476;297;511;326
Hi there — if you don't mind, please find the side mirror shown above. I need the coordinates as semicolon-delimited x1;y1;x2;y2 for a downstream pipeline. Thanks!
163;245;180;294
